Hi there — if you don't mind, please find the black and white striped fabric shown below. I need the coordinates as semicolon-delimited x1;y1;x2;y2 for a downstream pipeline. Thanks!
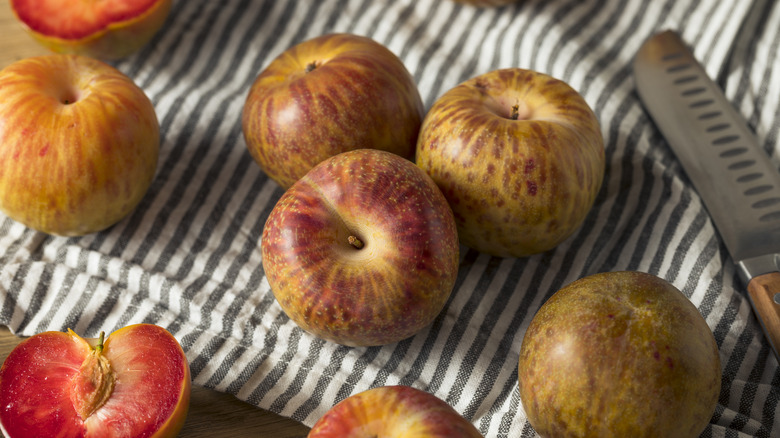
2;0;779;436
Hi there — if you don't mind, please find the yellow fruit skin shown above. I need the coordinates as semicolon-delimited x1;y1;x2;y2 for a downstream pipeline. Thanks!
518;271;721;438
0;54;159;236
416;68;605;257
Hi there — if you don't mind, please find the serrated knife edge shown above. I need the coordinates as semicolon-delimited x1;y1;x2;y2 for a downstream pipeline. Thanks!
634;30;780;363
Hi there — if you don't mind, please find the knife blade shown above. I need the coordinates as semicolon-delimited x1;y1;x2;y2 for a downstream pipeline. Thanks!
633;30;780;363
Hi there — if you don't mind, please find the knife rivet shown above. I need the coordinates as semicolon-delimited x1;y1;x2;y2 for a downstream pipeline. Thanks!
774;293;780;305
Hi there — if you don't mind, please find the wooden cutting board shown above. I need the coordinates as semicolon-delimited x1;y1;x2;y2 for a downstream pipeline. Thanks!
0;4;310;437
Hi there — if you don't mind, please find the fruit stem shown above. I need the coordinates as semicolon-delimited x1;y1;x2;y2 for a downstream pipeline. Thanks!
510;104;520;120
305;61;318;73
348;235;364;249
95;331;105;353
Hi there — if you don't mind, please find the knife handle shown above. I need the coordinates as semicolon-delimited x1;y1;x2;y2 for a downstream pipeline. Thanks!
747;272;780;361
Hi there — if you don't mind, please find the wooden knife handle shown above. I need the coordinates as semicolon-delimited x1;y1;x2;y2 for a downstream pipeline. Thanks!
747;272;780;361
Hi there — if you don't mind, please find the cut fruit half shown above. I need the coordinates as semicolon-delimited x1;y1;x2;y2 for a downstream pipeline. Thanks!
0;324;191;438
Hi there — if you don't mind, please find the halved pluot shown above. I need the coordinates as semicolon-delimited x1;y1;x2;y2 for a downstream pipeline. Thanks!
10;0;172;60
0;324;191;438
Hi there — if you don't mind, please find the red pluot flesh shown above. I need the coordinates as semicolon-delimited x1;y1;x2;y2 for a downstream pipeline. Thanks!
0;324;191;438
10;0;172;60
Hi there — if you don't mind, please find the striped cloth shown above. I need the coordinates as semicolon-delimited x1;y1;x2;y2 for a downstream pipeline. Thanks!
2;0;779;436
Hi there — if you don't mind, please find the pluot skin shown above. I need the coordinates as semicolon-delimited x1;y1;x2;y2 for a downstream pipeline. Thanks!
261;149;459;347
0;324;191;438
0;54;159;236
518;271;721;438
11;0;172;60
308;385;483;437
416;68;605;258
242;33;424;189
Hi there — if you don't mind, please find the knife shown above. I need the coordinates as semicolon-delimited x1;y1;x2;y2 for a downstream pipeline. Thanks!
633;30;780;363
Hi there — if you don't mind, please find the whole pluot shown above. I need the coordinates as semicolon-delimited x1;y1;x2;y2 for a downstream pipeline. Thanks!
416;68;605;258
518;271;722;438
261;149;459;347
242;33;424;189
0;54;159;236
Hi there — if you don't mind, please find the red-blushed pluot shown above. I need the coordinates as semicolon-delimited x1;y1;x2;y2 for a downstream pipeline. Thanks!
0;54;159;236
0;324;191;438
308;385;483;437
242;33;424;189
261;149;459;347
518;271;721;438
10;0;172;60
416;68;605;258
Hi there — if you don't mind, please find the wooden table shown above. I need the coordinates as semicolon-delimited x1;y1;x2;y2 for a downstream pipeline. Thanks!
0;5;311;437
